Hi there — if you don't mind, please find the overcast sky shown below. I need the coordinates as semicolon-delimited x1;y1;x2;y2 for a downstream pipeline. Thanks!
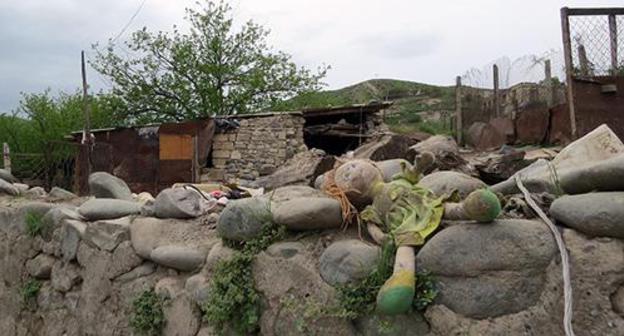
0;0;622;112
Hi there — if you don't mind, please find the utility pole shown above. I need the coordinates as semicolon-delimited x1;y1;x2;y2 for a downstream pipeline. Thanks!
81;51;92;146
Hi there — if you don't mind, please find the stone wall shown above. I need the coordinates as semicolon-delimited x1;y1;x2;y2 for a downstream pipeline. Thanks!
205;114;306;183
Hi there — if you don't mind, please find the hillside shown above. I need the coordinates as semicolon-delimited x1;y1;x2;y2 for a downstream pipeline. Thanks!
275;78;456;134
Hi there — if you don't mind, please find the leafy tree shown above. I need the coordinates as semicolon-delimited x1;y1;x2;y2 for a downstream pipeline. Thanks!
91;0;328;123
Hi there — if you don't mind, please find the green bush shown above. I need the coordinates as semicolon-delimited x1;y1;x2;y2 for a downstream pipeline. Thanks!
202;220;285;334
129;290;166;336
25;211;45;237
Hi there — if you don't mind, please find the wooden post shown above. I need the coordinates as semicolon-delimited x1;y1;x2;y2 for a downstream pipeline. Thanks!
609;14;618;74
493;64;500;118
81;51;92;180
561;7;578;139
544;59;554;108
2;143;10;173
455;76;463;145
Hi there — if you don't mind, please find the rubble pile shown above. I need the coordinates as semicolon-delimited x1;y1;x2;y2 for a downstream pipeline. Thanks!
1;125;624;335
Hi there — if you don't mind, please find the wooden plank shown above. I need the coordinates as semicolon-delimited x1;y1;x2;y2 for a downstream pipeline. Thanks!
566;7;624;16
609;14;618;74
159;134;193;160
561;7;578;139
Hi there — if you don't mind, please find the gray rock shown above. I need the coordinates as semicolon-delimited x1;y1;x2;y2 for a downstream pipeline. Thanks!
266;242;305;259
416;219;556;319
0;178;18;196
25;254;55;279
264;185;327;203
88;172;132;200
13;183;29;193
204;241;236;273
354;313;429;336
162;293;201;336
319;239;380;286
107;241;142;279
550;192;624;238
611;285;624;316
51;261;82;292
83;216;131;251
418;171;487;199
114;262;156;282
24;186;47;198
375;159;413;182
154;187;211;219
78;198;141;221
217;197;273;241
0;168;18;183
150;245;206;272
185;274;211;305
61;219;86;262
42;207;83;231
48;187;77;200
273;197;342;231
36;284;64;311
155;277;184;299
130;217;218;260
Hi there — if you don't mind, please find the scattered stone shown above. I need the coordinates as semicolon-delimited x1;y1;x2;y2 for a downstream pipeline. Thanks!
416;219;556;318
472;150;531;184
88;172;133;200
150;245;206;272
154;187;213;219
24;186;47;198
13;183;29;194
36;284;64;311
253;148;336;190
162;293;201;336
319;239;380;286
185;274;210;305
25;254;55;279
107;241;142;279
353;134;418;161
78;198;141;221
83;217;131;251
204;241;236;273
51;261;82;292
114;262;156;283
266;242;305;259
550;192;624;239
48;187;77;200
217;197;273;241
418;171;487;199
273;197;343;231
375;159;413;182
0;178;18;196
0;168;18;183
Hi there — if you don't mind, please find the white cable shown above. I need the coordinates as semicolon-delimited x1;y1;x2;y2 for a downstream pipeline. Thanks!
515;174;575;336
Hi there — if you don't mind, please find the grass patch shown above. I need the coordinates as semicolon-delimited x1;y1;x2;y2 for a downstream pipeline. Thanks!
21;278;41;309
25;211;46;237
202;214;286;335
129;290;166;336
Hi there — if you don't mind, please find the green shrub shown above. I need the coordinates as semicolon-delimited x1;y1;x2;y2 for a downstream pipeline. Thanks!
21;278;41;307
202;219;285;334
129;290;166;336
25;211;45;237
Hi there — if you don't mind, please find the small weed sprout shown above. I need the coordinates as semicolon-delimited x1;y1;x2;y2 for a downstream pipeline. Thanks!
129;290;166;336
21;278;41;307
25;211;45;237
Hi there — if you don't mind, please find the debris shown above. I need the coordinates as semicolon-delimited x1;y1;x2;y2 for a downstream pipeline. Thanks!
473;150;530;184
88;172;133;201
252;148;335;190
406;135;475;175
352;134;418;161
153;188;216;219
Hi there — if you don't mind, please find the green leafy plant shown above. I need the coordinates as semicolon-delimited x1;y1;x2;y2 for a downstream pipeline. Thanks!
202;213;285;335
21;278;41;307
413;270;439;310
25;211;45;237
129;290;166;336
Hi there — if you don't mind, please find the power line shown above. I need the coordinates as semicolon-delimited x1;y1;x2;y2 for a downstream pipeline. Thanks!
112;0;148;43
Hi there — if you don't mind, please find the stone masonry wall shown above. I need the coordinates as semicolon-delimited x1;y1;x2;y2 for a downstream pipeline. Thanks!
206;114;306;182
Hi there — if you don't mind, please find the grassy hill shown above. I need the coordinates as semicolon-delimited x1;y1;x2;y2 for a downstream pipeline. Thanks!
274;78;456;134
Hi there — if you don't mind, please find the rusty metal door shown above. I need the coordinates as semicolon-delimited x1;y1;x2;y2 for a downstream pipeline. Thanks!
159;133;195;185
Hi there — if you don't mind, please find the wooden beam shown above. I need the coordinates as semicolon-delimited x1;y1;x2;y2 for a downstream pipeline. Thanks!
609;14;618;74
566;7;624;16
561;7;578;139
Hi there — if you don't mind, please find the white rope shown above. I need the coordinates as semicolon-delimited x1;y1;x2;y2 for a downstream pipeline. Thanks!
515;175;575;336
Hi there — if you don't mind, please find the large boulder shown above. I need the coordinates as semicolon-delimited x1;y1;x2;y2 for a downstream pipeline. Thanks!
217;197;273;241
25;254;55;279
418;171;487;199
272;197;343;231
253;149;336;190
77;198;141;221
150;245;206;272
319;239;380;286
550;192;624;239
0;168;18;183
83;217;131;251
154;188;213;219
88;172;133;200
416;219;556;319
465;122;506;151
375;159;413;182
130;216;218;261
0;178;19;196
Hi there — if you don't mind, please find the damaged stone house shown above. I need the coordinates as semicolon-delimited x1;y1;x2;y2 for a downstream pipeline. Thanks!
69;102;389;194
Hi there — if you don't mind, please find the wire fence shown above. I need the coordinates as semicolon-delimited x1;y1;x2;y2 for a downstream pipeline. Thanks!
567;10;624;78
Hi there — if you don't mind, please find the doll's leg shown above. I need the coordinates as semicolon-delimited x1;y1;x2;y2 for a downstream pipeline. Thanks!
376;245;416;315
367;222;388;245
443;189;501;223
